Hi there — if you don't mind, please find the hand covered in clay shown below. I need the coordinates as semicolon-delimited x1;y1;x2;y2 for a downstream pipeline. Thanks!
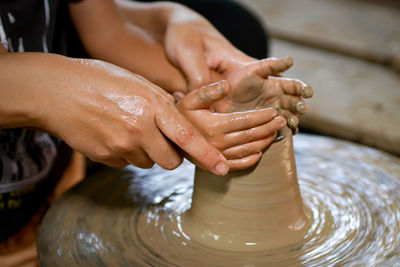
0;53;230;175
176;80;286;170
164;5;252;91
213;57;314;134
162;8;312;133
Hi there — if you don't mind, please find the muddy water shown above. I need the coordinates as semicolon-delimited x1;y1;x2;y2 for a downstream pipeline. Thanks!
38;133;400;266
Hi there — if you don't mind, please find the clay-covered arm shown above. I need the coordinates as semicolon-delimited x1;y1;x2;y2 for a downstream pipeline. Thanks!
0;50;229;175
68;0;187;93
177;81;286;170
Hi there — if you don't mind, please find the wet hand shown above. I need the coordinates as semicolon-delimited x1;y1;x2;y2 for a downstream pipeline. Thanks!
177;81;285;170
164;6;252;91
35;56;229;175
213;57;314;134
162;9;313;133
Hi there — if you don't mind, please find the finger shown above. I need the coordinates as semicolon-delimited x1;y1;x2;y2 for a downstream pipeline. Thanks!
179;80;229;110
240;57;294;78
278;109;299;129
268;77;313;98
222;107;278;133
82;142;130;168
140;128;183;170
124;148;156;169
279;95;308;115
222;133;277;159
90;156;129;168
155;105;229;176
174;44;212;91
210;69;224;82
173;91;185;103
278;109;299;134
223;116;286;148
228;152;263;171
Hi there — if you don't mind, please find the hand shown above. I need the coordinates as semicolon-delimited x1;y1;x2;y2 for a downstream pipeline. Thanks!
9;54;229;175
177;81;286;170
213;58;314;134
162;8;313;133
164;5;253;91
113;1;250;91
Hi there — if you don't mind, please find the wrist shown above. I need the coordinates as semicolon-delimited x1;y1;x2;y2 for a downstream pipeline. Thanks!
0;55;39;129
0;105;38;129
0;52;72;130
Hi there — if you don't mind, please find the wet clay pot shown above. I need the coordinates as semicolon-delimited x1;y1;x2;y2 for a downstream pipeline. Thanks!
182;127;309;251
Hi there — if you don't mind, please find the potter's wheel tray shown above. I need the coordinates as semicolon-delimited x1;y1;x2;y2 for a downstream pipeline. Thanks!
37;134;400;266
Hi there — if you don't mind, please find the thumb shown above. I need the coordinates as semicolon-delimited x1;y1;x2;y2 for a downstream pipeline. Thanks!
178;80;229;110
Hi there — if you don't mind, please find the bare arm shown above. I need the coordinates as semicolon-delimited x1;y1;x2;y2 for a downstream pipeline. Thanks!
0;51;229;175
0;48;39;128
68;0;187;93
114;0;178;40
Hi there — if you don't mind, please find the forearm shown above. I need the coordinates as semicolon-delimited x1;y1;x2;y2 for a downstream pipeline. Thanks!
89;23;186;93
115;0;177;41
69;0;187;93
115;1;210;43
0;52;46;128
0;52;78;130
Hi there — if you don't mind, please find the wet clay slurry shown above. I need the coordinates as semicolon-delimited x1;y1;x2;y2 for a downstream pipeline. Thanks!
37;133;400;266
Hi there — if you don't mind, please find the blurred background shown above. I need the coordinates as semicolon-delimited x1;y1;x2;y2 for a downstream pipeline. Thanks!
235;0;400;156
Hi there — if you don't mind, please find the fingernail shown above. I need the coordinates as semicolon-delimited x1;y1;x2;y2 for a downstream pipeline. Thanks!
216;81;229;98
215;80;226;89
212;80;227;93
301;85;313;98
287;116;298;129
214;161;229;176
271;108;278;117
284;57;293;67
274;116;286;127
296;101;306;114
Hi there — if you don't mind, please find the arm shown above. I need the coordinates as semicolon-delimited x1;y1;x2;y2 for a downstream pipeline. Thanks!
68;0;187;93
113;0;313;133
115;0;234;91
114;0;178;41
0;50;229;175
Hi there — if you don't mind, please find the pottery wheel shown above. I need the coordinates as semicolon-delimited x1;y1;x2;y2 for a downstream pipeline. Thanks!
37;134;400;266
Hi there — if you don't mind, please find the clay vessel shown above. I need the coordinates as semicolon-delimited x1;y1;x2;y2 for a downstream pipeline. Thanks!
182;127;310;251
